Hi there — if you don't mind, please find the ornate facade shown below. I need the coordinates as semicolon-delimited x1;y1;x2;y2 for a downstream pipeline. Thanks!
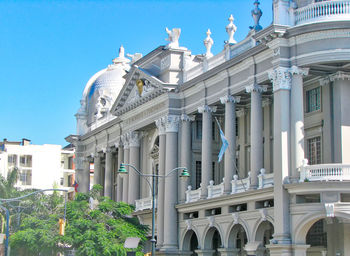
66;0;350;255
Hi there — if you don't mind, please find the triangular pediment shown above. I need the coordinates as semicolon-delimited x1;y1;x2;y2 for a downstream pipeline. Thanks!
111;67;171;116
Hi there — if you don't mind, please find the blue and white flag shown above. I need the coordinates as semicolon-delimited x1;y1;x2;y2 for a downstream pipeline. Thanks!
218;128;229;162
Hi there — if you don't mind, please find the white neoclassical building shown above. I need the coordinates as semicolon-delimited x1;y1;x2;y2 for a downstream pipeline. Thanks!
66;0;350;255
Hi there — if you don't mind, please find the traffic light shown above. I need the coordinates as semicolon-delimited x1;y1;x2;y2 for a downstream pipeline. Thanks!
59;218;65;236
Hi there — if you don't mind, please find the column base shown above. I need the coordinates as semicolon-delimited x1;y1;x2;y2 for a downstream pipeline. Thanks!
156;249;179;256
217;248;241;256
266;244;292;256
158;246;179;256
195;249;216;256
244;241;261;255
292;244;310;256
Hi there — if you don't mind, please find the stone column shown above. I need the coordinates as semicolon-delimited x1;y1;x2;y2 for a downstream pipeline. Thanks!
220;95;240;194
155;117;166;249
290;66;309;179
237;109;246;179
116;141;123;202
268;67;292;251
245;84;266;189
329;72;350;163
179;114;194;203
128;131;140;205
263;99;272;173
198;105;216;199
162;115;180;251
78;156;90;193
93;153;101;186
122;134;129;203
104;148;113;198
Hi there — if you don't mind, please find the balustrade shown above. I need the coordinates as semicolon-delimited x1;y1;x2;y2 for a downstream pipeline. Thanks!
207;179;224;199
300;163;350;182
295;1;350;25
135;197;156;211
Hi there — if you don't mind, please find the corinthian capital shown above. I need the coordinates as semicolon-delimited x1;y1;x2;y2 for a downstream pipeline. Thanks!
268;67;292;92
181;114;195;122
121;134;129;149
245;84;267;93
198;105;217;114
220;95;241;104
290;66;309;76
155;117;166;135
128;131;140;147
165;115;180;133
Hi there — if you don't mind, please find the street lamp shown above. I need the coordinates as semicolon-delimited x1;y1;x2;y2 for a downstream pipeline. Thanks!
118;163;189;255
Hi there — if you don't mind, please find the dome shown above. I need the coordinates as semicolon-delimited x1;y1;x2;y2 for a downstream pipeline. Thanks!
76;46;131;134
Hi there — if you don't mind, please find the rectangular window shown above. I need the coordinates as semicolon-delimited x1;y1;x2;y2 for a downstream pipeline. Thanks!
307;136;321;165
306;87;321;113
20;155;32;167
19;169;32;186
235;117;239;137
68;156;74;170
8;154;17;167
196;120;202;140
212;121;215;140
195;161;201;189
212;162;215;184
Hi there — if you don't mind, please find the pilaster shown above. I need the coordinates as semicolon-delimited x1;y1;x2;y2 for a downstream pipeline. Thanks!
121;134;129;203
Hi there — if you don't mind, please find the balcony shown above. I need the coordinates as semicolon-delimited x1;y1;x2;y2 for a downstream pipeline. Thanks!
185;169;274;203
135;197;156;212
295;0;350;25
300;163;350;182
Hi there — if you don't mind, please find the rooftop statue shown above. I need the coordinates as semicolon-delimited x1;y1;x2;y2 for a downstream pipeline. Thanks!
165;27;181;49
250;0;263;31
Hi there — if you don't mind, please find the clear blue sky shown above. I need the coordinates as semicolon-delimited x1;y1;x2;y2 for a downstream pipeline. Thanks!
0;0;272;146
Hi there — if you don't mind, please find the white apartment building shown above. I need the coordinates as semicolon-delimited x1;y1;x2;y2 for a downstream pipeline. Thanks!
0;139;75;194
67;0;350;255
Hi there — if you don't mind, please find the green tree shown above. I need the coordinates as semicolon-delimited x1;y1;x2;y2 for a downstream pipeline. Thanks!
0;168;19;199
10;185;148;256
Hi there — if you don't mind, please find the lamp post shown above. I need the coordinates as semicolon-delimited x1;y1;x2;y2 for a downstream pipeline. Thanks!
118;163;189;256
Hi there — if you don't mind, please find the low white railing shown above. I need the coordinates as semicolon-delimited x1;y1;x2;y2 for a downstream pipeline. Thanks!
185;185;201;203
295;0;350;25
135;197;156;211
231;173;251;194
300;163;350;182
207;179;224;199
258;169;274;189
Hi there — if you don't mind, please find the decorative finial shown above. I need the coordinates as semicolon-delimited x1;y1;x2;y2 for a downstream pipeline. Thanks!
165;27;181;49
112;45;130;64
119;45;125;58
249;1;263;31
226;14;237;45
203;29;214;58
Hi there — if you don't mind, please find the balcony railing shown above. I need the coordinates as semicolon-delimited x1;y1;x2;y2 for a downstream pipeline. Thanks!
300;163;350;182
135;197;156;211
185;185;201;203
295;0;350;25
207;179;224;199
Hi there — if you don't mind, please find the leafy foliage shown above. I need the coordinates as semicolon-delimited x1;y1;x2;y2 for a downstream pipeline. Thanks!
10;186;148;256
